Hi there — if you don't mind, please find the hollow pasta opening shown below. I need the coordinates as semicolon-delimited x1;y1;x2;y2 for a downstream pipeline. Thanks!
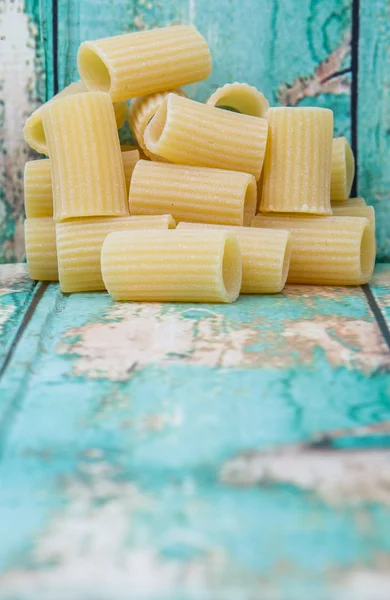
345;141;355;196
78;45;111;92
360;223;375;280
146;98;168;149
30;118;46;148
243;178;257;226
222;235;242;301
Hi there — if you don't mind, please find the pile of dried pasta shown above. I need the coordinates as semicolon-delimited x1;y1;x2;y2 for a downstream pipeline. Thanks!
23;25;376;303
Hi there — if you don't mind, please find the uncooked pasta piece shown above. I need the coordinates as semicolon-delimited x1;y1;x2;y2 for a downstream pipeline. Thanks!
251;215;375;285
206;83;269;117
24;218;58;281
42;91;128;221
122;149;140;194
144;94;268;180
331;137;355;201
24;81;127;155
56;215;175;293
24;159;53;218
129;89;186;160
101;229;242;303
260;107;333;214
129;161;257;226
331;204;375;227
78;26;211;102
177;222;291;293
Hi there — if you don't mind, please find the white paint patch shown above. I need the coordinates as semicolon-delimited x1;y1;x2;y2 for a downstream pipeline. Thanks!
0;264;30;293
221;448;390;506
0;303;15;335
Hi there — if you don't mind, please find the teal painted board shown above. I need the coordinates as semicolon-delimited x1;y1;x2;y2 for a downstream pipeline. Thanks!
0;267;390;597
0;264;36;371
370;263;390;328
358;0;390;261
0;0;46;263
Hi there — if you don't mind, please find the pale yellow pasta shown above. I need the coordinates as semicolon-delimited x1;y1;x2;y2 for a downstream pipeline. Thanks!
56;215;175;293
331;137;355;201
129;161;257;226
24;218;58;281
24;159;53;218
206;83;269;117
42;92;128;221
177;222;291;293
251;215;375;285
332;197;367;209
122;149;140;194
331;204;375;227
101;229;242;303
260;107;333;214
24;81;127;155
145;94;268;180
77;26;211;102
121;144;148;160
129;89;186;160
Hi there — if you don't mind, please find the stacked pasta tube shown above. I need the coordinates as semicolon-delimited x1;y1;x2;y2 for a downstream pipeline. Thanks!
23;24;376;304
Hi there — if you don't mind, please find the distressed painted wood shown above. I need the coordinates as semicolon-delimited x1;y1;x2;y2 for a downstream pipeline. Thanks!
358;0;390;260
0;265;390;598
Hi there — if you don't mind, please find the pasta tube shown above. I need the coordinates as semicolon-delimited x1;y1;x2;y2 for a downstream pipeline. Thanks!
101;229;242;303
260;107;333;214
56;215;175;293
144;94;268;180
177;222;291;294
24;218;58;281
332;197;367;209
77;26;211;102
42;92;128;221
331;204;375;227
129;161;257;226
24;81;126;155
331;137;355;201
129;89;186;160
122;149;140;194
251;215;375;285
24;159;53;218
206;83;269;117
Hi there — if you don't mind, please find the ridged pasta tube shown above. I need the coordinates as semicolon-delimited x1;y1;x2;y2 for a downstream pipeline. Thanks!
260;107;333;214
144;94;268;180
24;81;126;155
331;204;375;227
177;222;291;293
251;215;375;285
332;197;367;209
101;229;242;303
56;215;175;293
122;149;140;194
331;137;355;200
24;159;53;218
129;89;186;160
42;92;128;221
24;218;58;281
129;161;257;226
77;26;211;102
206;83;269;117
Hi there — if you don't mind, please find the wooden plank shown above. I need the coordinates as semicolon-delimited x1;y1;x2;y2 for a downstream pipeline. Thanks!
0;0;46;263
358;0;390;260
0;264;36;371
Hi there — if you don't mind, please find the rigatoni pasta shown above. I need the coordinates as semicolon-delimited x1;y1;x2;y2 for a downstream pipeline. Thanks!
122;149;140;194
77;26;211;102
331;137;355;201
24;159;53;218
206;83;269;117
129;161;257;226
42;91;128;221
101;229;242;303
129;89;186;160
332;197;367;208
56;215;175;293
260;107;333;214
331;204;375;227
144;94;268;180
251;215;375;285
24;218;58;281
177;222;291;293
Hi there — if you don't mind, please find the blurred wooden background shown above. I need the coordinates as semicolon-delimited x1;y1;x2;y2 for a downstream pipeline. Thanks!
0;0;389;262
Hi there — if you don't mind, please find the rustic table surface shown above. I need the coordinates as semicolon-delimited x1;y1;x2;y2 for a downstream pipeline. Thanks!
0;263;389;599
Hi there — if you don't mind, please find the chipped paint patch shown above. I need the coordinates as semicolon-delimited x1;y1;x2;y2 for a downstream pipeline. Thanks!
221;448;390;506
0;264;30;295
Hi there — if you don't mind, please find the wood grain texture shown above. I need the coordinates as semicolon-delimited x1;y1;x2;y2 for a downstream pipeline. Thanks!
358;0;390;260
0;265;390;598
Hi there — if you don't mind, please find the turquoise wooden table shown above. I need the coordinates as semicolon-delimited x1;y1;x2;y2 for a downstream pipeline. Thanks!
1;0;390;598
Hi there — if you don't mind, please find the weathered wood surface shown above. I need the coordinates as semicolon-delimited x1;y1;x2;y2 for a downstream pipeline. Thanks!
0;264;390;599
